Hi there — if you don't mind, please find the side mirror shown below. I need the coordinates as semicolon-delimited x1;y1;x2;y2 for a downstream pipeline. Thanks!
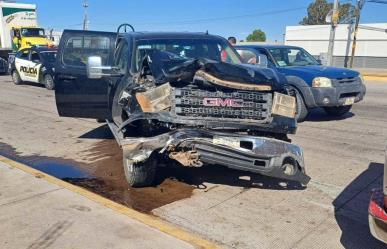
316;59;322;65
256;54;268;68
86;56;122;79
87;56;103;79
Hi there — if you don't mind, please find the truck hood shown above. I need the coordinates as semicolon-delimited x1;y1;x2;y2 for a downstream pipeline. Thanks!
23;37;53;46
142;50;283;91
276;65;359;84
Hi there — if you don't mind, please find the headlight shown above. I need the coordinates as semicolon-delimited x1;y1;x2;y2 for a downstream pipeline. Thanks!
271;92;296;118
312;77;332;88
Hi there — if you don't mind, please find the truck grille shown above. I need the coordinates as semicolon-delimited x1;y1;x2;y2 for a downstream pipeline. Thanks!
174;88;271;121
336;77;358;84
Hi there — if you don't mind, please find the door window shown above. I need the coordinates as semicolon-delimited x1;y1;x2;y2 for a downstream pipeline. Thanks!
114;41;129;74
30;51;41;63
16;49;29;60
63;36;111;67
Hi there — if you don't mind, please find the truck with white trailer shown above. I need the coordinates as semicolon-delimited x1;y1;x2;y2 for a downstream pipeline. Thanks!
0;1;53;73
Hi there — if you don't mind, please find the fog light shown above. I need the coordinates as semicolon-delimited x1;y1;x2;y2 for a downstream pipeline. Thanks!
323;97;330;104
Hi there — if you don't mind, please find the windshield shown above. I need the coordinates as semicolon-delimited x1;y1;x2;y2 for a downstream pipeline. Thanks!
133;38;241;72
268;47;318;67
40;51;57;63
21;28;45;37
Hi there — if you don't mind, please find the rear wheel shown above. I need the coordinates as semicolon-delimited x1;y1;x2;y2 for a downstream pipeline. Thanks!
123;152;157;187
12;70;22;85
43;74;55;90
324;105;352;117
290;87;308;122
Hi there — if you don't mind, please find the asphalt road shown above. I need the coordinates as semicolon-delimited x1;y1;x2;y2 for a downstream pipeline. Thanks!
0;75;386;249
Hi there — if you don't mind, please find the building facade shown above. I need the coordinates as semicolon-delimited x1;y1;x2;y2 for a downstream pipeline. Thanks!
285;23;387;69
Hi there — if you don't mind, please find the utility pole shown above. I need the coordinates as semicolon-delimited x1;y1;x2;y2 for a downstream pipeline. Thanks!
327;0;339;66
344;20;355;68
349;0;365;68
82;0;89;30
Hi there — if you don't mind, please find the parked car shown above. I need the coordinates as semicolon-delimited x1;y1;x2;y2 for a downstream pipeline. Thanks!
10;46;57;90
235;45;366;121
369;147;387;243
53;26;310;187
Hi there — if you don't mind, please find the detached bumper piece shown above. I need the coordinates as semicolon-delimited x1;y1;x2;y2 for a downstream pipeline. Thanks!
117;127;310;185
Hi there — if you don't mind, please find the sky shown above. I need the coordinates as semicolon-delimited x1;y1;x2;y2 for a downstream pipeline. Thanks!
19;0;387;41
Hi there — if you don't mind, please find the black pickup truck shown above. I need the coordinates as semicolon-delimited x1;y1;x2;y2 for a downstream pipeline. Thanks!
54;25;310;187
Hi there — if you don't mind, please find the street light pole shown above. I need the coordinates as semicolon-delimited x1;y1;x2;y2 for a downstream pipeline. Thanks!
83;0;89;30
349;0;365;68
327;0;339;66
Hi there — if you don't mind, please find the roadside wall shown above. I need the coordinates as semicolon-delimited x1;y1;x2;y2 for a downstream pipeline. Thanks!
285;23;387;68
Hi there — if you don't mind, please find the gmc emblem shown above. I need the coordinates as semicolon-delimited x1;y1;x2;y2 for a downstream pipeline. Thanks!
203;98;243;108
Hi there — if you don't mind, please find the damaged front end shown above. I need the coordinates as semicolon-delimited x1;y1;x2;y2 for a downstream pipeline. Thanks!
112;126;310;185
111;51;310;186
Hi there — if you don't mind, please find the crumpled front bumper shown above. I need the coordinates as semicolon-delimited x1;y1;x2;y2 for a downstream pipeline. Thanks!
114;126;310;185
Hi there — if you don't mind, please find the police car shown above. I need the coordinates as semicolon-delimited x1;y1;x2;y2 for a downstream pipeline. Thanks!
10;46;57;90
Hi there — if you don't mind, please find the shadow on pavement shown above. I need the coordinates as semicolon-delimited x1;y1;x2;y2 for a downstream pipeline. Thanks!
156;163;305;191
305;108;354;122
79;124;114;139
333;162;386;249
19;81;46;89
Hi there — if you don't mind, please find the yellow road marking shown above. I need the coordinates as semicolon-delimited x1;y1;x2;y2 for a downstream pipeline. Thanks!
364;76;387;82
0;155;220;249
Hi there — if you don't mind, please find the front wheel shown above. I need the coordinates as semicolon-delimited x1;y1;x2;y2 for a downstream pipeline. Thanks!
324;105;352;117
43;74;55;90
290;87;308;122
123;152;157;187
12;70;22;85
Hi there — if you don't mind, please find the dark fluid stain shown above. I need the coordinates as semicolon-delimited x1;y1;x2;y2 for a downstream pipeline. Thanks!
0;141;195;213
69;139;195;213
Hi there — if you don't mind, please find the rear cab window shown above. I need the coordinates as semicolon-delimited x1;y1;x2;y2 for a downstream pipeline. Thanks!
132;38;241;72
62;35;111;67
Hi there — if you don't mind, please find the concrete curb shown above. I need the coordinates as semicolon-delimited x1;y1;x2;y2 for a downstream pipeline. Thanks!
0;155;221;249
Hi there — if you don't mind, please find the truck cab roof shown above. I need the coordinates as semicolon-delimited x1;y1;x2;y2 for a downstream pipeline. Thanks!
63;29;224;41
236;44;302;50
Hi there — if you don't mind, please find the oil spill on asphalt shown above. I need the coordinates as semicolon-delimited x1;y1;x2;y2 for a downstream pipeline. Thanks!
0;141;195;213
72;139;196;213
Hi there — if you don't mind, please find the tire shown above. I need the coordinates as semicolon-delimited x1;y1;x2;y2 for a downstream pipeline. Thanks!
290;87;308;122
123;153;157;187
11;70;22;85
43;74;55;90
324;105;352;117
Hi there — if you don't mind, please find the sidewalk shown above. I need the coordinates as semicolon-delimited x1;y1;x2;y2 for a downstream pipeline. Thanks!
0;157;216;249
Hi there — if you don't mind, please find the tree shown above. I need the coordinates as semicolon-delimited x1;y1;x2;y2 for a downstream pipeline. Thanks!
299;0;356;25
246;29;266;42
